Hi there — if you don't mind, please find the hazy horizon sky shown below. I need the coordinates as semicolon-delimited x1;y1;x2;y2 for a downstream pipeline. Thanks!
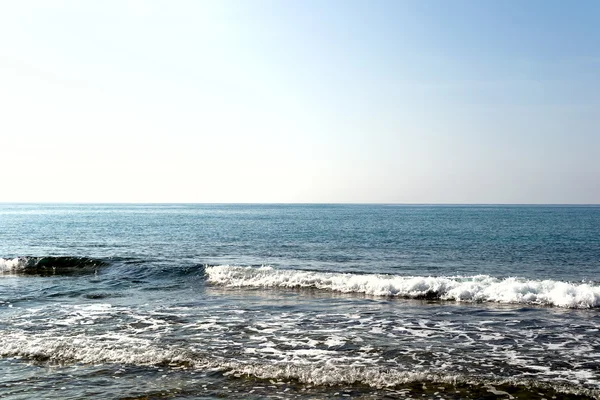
1;0;599;204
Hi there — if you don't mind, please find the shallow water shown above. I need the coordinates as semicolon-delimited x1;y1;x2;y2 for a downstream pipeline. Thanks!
1;204;599;399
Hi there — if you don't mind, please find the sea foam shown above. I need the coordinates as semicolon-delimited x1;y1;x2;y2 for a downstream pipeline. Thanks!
1;332;597;398
0;258;23;273
205;265;600;309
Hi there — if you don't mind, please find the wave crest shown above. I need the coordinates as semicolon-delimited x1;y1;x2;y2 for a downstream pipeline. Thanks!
205;265;600;309
0;256;107;276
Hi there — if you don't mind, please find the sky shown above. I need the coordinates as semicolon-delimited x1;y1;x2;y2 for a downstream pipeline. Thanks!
0;0;598;204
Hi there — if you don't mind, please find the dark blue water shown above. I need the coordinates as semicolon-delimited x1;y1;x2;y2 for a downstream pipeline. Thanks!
1;204;599;399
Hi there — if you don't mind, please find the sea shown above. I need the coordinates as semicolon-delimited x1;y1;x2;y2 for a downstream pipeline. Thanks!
1;203;599;399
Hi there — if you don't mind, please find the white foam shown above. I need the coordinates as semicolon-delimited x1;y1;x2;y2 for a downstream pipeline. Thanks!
205;266;600;309
0;332;191;368
324;336;346;347
1;325;598;397
0;331;538;387
0;258;25;273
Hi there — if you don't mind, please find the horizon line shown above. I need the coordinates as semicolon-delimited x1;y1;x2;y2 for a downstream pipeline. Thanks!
1;201;599;206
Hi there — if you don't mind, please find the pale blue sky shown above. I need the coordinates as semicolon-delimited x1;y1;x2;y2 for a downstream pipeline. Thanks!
1;0;598;203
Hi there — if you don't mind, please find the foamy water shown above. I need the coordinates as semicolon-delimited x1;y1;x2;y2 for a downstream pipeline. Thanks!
2;296;600;397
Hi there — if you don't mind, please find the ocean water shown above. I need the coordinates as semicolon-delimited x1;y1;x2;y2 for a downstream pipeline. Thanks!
1;203;599;399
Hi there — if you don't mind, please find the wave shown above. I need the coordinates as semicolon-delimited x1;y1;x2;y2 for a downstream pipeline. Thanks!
205;266;600;309
1;333;597;398
0;256;107;276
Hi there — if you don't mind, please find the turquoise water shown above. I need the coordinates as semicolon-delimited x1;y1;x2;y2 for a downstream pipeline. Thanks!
1;204;599;399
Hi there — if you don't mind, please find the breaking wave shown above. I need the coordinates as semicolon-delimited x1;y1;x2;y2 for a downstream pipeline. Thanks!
205;265;600;309
0;256;107;276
